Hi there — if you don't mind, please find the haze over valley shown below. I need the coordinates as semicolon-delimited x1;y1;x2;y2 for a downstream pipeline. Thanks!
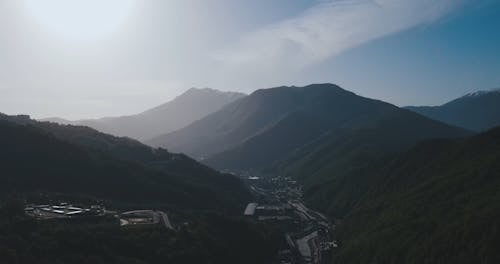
1;1;500;263
41;88;245;141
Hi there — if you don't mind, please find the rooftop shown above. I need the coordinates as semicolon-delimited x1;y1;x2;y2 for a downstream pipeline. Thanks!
243;203;258;216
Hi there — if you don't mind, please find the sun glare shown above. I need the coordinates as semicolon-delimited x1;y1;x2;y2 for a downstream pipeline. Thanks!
23;0;136;39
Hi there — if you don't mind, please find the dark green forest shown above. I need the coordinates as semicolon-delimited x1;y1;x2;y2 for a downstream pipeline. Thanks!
332;127;500;263
0;117;282;263
292;127;500;263
0;199;282;264
0;116;250;212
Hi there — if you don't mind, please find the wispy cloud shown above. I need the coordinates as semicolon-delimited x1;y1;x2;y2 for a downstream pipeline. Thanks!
214;0;465;74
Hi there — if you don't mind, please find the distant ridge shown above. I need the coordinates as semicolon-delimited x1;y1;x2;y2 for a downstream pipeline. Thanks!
406;88;500;131
148;83;469;173
41;88;246;142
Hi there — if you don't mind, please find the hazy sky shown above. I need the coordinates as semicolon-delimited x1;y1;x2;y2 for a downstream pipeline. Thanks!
1;0;499;119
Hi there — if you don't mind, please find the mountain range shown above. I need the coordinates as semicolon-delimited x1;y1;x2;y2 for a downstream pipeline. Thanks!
406;88;500;131
42;88;245;141
142;83;500;262
148;84;469;173
4;83;500;263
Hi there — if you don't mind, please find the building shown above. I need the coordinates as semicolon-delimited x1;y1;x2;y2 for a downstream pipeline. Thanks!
25;203;105;219
243;203;258;216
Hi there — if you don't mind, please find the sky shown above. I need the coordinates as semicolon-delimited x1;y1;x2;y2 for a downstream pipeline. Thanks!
0;0;499;119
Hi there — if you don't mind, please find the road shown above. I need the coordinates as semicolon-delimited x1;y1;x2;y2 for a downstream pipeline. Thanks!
158;211;174;230
244;175;336;264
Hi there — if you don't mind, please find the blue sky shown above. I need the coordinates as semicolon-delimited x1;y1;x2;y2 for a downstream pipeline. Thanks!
0;0;499;118
306;0;500;106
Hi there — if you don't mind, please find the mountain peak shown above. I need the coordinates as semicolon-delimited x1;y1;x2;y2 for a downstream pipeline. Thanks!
40;88;246;141
462;87;500;98
185;87;219;94
303;83;343;89
406;87;500;131
181;87;245;98
251;83;351;97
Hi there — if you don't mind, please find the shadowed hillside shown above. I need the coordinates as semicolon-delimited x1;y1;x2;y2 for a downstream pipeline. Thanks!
150;84;469;175
0;114;251;212
333;126;500;263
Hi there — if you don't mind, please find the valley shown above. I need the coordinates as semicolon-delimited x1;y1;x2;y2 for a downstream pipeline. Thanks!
2;1;499;263
243;175;336;264
1;84;500;263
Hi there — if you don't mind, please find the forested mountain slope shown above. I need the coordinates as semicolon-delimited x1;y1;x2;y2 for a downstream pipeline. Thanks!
334;126;500;263
150;84;468;175
0;115;250;212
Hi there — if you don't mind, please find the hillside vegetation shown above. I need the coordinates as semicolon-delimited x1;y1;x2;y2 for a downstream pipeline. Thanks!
0;199;281;264
0;116;250;212
332;127;500;263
